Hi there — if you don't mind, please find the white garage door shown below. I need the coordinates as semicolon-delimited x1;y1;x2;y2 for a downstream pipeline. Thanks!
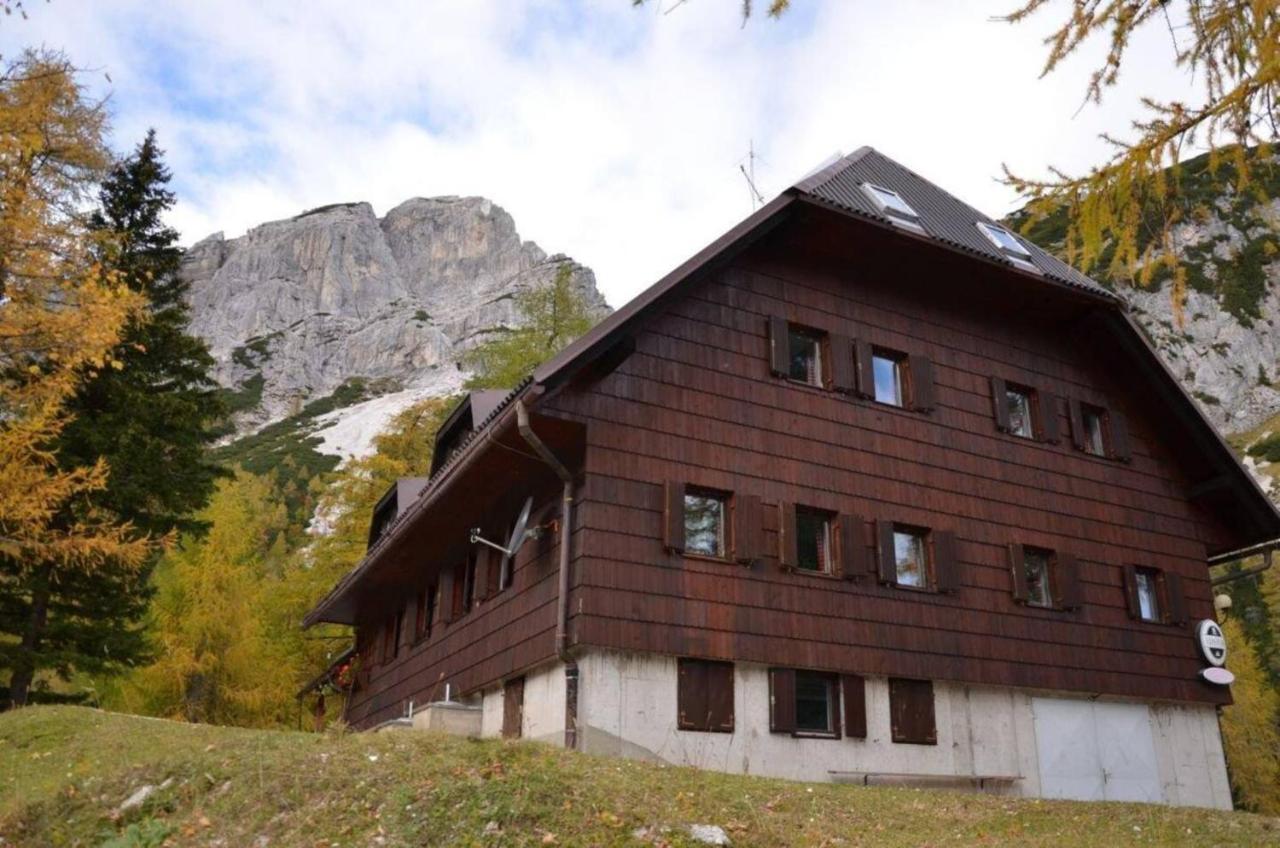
1032;698;1161;803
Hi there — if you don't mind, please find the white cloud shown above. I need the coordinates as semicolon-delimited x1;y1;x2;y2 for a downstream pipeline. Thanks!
3;0;1199;306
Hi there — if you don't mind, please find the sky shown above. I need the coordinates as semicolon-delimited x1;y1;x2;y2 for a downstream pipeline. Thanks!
1;0;1200;307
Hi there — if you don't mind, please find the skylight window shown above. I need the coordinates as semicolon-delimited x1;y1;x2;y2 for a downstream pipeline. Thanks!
977;222;1032;258
861;182;919;220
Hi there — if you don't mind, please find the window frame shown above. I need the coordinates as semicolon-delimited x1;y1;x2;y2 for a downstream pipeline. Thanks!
794;506;835;575
1004;384;1037;440
891;525;932;590
976;221;1032;258
1134;566;1161;623
1079;402;1108;457
870;347;908;408
682;487;730;560
861;182;922;222
786;324;828;388
1022;546;1055;609
792;670;840;738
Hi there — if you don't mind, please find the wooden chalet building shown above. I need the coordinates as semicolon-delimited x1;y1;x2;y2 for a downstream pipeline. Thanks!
304;148;1280;808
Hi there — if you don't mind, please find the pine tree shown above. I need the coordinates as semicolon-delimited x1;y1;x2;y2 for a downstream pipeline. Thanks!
0;51;151;708
1219;616;1280;814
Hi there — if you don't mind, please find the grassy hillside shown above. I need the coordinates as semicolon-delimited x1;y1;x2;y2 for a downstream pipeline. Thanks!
2;708;1278;847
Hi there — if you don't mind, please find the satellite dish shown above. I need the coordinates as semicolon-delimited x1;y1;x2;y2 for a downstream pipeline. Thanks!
501;496;534;572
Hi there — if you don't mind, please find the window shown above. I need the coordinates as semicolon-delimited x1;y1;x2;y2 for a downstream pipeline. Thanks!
889;678;937;745
794;671;837;734
976;222;1031;258
462;553;478;613
382;614;397;663
861;182;920;220
677;658;734;733
788;325;825;386
415;583;436;641
1080;404;1107;456
893;527;929;588
1135;567;1160;622
1005;386;1035;439
1023;547;1054;608
795;507;833;573
872;350;905;407
684;490;727;557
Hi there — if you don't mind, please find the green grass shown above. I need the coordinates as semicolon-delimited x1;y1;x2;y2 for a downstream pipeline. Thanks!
2;707;1277;847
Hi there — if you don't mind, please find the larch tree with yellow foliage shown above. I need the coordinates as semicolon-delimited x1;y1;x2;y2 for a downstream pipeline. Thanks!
1218;615;1280;814
0;51;150;708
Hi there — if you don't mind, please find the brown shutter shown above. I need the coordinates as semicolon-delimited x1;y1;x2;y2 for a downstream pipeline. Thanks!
769;668;796;733
707;661;735;732
1068;398;1087;451
1122;564;1142;620
933;530;959;594
842;674;867;739
441;568;457;624
875;520;897;585
664;481;686;553
1008;543;1028;603
1039;392;1061;444
909;353;935;412
854;339;875;399
1055;552;1083;610
1109;410;1133;462
990;376;1010;431
677;658;708;731
778;502;798;570
829;334;856;393
1163;571;1188;626
488;547;503;594
473;547;491;601
768;316;790;377
453;563;468;619
733;494;762;565
889;678;937;745
837;514;866;580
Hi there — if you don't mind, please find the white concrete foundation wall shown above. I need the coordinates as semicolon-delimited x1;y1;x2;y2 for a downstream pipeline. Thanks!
575;649;1231;809
477;660;568;746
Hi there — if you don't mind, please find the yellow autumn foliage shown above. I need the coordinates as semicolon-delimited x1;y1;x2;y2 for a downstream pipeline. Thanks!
1218;616;1280;814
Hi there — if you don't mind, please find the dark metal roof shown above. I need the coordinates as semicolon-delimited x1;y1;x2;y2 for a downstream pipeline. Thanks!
795;147;1116;300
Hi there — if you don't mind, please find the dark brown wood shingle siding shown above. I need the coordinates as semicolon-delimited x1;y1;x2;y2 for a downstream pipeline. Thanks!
542;231;1231;707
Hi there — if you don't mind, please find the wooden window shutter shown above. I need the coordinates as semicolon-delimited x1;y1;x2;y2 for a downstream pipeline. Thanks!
933;530;959;594
473;547;491;601
1122;564;1142;620
707;661;735;732
1039;392;1061;444
733;494;762;565
441;568;457;624
1055;552;1083;610
414;587;428;639
1163;571;1188;626
909;353;935;412
829;334;856;393
1108;410;1133;462
664;481;686;553
875;520;897;585
990;376;1010;431
778;502;798;570
842;674;867;739
677;658;708;731
1068;398;1087;451
889;678;937;745
854;339;875;399
1008;543;1028;603
487;547;502;595
837;514;866;580
769;668;796;733
768;316;790;377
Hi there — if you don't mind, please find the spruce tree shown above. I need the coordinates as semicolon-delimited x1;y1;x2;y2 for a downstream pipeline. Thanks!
1;131;223;706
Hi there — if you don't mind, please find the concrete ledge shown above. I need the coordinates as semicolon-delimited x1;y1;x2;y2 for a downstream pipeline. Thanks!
412;701;482;737
830;772;1022;792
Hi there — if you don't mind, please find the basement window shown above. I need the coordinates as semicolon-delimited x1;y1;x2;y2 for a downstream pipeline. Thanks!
889;678;937;745
684;490;728;558
794;671;838;735
677;658;735;733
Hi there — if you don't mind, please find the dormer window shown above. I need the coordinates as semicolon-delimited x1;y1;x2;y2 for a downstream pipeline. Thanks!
861;182;919;220
976;222;1032;258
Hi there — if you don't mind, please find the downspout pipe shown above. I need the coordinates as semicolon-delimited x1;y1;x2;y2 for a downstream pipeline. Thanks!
516;400;578;749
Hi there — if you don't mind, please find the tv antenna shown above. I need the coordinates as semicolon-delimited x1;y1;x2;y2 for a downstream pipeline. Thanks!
739;139;765;210
470;496;536;574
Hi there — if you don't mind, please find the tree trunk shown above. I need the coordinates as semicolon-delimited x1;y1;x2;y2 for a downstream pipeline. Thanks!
7;561;54;709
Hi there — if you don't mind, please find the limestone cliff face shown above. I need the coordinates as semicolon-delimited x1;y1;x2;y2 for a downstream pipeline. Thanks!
183;197;608;440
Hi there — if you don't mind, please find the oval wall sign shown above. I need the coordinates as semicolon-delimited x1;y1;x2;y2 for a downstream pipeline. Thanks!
1200;667;1234;686
1195;619;1228;667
